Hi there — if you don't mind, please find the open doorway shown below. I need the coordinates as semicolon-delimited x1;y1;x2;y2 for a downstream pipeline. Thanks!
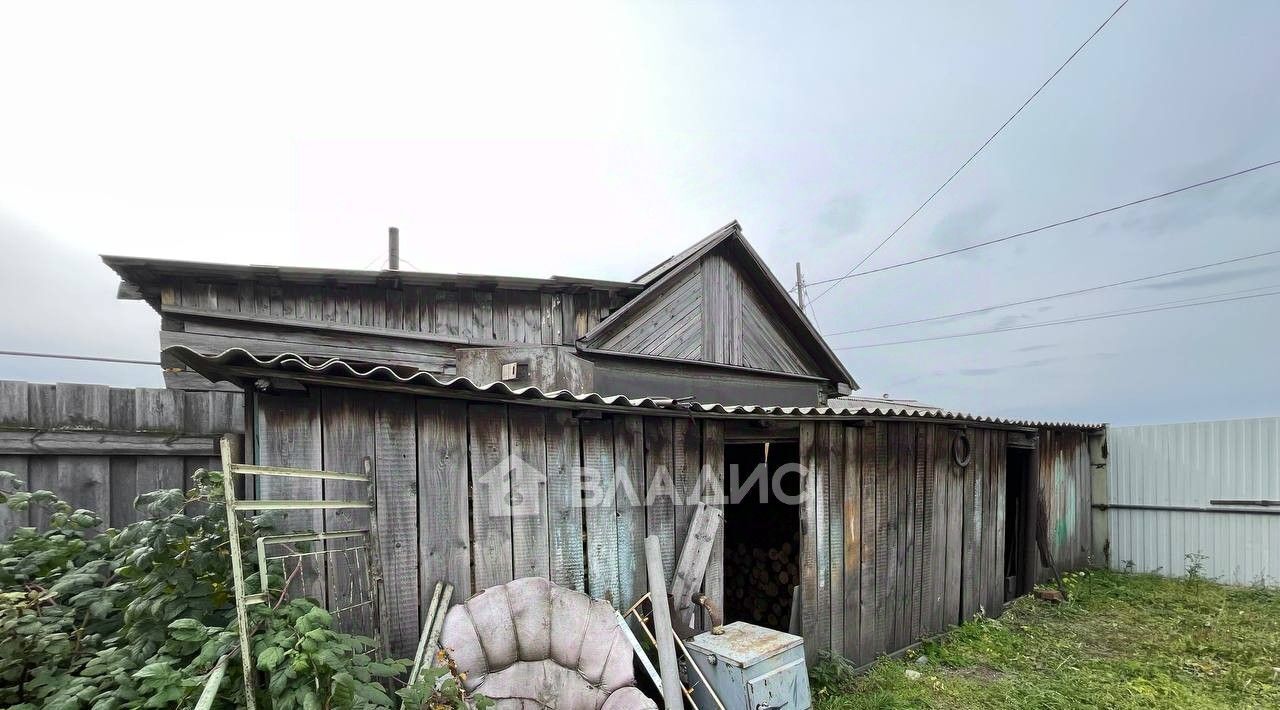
1004;446;1037;601
722;440;801;631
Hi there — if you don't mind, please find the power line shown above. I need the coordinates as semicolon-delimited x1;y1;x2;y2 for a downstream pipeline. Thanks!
809;0;1130;305
805;158;1280;288
823;248;1280;336
833;286;1280;350
0;350;161;366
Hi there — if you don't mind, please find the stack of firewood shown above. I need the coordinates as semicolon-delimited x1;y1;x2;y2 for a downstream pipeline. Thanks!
724;541;799;628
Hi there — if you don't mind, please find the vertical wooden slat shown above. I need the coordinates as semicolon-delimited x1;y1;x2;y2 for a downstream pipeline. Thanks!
432;290;460;336
54;384;111;526
700;420;725;623
873;422;891;656
880;424;901;652
614;415;646;609
255;390;326;605
541;293;564;345
374;394;418;657
54;383;109;430
945;428;965;626
320;389;375;636
0;455;30;538
827;422;845;656
546;410;584;591
798;421;821;662
509;406;550;580
469;403;513;590
858;424;877;662
0;381;31;427
842;425;862;661
672;418;701;561
135;389;185;432
582;418;620;605
991;431;1008;613
418;398;472;601
27;456;57;529
911;426;928;640
491;291;510;341
894;423;912;649
644;418;676;582
927;425;948;633
28;383;56;429
962;427;977;621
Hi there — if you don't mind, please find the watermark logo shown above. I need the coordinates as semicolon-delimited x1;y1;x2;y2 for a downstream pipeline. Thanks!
475;458;810;518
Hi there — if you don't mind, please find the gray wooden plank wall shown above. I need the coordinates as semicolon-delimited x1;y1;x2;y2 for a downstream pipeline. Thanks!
244;386;1098;668
0;381;243;539
158;278;622;390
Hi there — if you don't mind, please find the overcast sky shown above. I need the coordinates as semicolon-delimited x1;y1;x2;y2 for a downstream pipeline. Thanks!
2;1;1278;425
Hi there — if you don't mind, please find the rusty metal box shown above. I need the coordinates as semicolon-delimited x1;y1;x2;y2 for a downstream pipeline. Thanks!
685;621;811;709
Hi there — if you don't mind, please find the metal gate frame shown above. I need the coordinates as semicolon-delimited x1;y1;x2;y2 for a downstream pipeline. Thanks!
219;435;385;710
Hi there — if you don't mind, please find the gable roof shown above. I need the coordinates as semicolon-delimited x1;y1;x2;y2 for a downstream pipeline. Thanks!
583;222;857;390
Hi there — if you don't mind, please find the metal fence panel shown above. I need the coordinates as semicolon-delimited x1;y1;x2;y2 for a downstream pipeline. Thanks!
1108;416;1280;586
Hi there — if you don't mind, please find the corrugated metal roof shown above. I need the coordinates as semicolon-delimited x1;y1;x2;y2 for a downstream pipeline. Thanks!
164;346;1102;430
826;396;943;415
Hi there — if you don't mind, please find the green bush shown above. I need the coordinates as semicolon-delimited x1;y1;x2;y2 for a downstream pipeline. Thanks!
0;468;411;709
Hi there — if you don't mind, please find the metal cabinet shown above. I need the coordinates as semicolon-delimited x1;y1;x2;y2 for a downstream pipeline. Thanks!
685;622;811;709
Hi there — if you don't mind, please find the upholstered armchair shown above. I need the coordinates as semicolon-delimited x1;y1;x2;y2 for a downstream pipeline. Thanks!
439;577;659;710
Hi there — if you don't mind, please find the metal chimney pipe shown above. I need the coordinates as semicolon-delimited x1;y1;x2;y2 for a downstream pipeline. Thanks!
388;227;400;270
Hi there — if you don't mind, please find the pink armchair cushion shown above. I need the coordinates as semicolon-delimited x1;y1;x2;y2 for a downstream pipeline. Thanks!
439;578;657;710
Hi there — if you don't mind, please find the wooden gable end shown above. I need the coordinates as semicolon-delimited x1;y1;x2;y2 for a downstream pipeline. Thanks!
597;265;703;360
590;247;820;377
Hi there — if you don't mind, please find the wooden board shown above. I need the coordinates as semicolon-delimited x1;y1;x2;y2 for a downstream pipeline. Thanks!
858;424;877;663
644;418;676;582
873;423;891;657
509;406;550;580
581;418;620;605
255;390;326;606
944;428;965;626
963;429;984;621
841;425;862;661
671;418;701;561
797;421;822;661
826;422;845;656
320;388;375;636
468;404;513;590
0;455;30;539
614;415;646;609
417;398;471;601
546;410;584;592
374;394;419;657
700;420;725;625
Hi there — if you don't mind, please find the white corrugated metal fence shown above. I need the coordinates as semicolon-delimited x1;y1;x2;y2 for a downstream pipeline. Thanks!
1108;416;1280;586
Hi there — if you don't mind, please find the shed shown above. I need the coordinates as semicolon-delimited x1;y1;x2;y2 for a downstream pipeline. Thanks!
168;346;1104;666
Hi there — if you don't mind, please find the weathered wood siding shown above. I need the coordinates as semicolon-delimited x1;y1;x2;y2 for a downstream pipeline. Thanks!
249;386;1096;665
0;381;243;538
157;278;623;390
590;246;821;378
1038;428;1094;577
792;421;1095;666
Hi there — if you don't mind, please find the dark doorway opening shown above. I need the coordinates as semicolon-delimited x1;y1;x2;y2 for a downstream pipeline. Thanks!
1005;446;1037;601
722;441;801;631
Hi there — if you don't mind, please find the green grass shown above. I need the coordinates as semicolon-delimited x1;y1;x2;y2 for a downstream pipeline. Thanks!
811;569;1280;709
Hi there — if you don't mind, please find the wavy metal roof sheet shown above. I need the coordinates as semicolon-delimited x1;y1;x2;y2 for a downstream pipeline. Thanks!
163;346;1103;430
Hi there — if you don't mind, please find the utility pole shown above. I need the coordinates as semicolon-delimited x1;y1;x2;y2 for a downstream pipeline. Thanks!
795;262;806;311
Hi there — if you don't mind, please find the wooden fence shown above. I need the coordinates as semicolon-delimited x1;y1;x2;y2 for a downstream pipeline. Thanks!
0;381;243;536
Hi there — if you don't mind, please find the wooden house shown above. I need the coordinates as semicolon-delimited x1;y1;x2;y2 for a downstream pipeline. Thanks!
103;223;1105;666
104;222;854;405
